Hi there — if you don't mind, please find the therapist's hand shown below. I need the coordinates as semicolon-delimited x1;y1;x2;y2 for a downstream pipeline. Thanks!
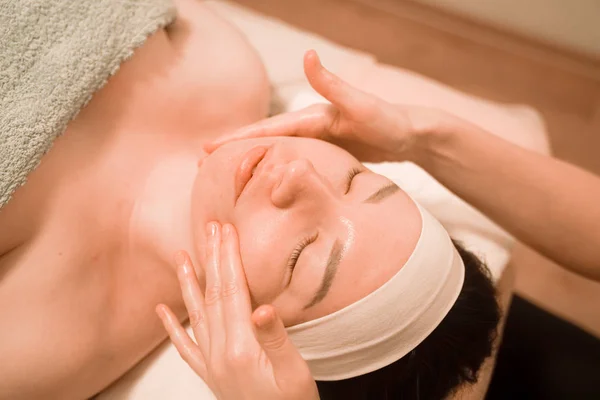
156;223;319;400
205;50;441;163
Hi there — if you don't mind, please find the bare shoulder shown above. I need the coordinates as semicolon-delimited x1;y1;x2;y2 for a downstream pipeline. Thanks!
167;0;271;125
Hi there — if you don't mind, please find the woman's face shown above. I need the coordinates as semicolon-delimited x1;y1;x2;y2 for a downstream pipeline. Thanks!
192;137;421;326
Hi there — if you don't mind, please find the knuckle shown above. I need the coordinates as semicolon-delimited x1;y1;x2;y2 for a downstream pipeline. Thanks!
178;344;197;364
256;126;268;137
209;363;227;382
227;354;250;370
188;310;204;328
261;333;288;351
221;282;239;298
225;348;253;369
327;109;343;134
204;285;222;305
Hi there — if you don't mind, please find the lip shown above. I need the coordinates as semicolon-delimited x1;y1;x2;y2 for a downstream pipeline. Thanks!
234;145;269;204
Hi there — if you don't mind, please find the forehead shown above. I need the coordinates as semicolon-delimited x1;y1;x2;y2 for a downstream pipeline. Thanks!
295;137;355;164
252;136;356;163
301;188;422;319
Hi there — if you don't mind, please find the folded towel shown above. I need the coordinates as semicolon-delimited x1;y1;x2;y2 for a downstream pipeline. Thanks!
0;0;176;208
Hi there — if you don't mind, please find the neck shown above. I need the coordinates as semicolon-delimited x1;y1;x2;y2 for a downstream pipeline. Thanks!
130;149;203;274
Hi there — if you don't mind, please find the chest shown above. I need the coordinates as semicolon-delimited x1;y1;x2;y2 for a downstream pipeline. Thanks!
0;132;187;399
0;222;184;399
0;10;270;398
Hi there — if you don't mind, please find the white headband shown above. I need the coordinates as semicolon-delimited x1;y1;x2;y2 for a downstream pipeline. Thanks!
286;202;465;381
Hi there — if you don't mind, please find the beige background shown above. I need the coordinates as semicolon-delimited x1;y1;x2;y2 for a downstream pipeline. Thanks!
412;0;600;59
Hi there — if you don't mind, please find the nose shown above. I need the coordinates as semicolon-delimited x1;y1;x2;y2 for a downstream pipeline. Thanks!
271;159;335;209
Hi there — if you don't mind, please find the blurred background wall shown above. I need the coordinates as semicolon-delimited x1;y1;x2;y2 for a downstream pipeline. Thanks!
412;0;600;59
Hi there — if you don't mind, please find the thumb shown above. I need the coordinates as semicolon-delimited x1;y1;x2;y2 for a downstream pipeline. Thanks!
303;49;375;117
252;305;310;379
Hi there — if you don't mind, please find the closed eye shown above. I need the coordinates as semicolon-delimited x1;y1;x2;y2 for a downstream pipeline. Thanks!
345;167;363;194
286;232;318;286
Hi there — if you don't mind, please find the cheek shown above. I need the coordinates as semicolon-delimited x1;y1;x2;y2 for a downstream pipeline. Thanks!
192;166;235;224
236;216;288;305
241;253;281;306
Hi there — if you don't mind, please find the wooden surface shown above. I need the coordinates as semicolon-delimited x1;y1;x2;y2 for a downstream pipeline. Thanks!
231;0;600;337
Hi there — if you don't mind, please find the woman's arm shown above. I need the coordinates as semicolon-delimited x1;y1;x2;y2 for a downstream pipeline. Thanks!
209;50;600;282
415;114;600;281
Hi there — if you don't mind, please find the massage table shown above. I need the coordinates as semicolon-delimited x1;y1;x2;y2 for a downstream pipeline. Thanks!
97;1;551;398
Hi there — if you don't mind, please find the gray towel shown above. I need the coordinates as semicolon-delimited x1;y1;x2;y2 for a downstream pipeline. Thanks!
0;0;176;209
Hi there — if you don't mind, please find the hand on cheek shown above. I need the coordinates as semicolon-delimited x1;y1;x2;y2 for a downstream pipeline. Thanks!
156;222;319;400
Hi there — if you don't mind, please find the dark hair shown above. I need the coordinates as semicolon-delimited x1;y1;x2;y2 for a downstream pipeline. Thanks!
316;241;500;400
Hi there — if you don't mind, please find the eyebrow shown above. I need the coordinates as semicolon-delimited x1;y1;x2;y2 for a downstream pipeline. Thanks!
300;181;400;309
363;182;400;204
302;239;343;310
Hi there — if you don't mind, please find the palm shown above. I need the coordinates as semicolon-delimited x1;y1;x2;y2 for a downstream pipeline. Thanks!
207;50;416;164
327;103;412;162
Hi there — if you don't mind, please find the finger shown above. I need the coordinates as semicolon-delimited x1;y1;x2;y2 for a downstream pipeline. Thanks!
304;49;377;118
204;104;334;153
204;222;226;355
156;304;208;379
219;224;253;338
174;250;209;358
252;305;312;384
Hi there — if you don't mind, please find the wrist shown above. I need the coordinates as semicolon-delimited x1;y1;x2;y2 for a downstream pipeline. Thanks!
406;108;460;169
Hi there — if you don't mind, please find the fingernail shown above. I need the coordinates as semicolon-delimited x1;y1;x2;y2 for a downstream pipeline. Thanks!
180;261;192;276
207;222;218;236
255;318;270;329
223;224;231;237
174;251;186;267
155;304;166;319
254;307;274;329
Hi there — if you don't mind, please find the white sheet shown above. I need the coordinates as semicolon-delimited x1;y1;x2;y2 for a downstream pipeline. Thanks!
98;2;549;398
